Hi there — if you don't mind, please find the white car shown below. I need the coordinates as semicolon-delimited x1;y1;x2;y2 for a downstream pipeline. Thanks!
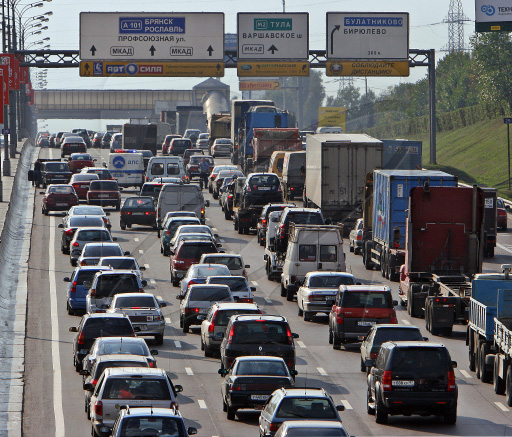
205;275;256;303
97;256;145;280
199;253;249;277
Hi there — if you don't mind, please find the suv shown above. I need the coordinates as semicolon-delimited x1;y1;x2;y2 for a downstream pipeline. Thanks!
259;387;345;437
39;160;72;187
257;203;296;246
275;208;325;252
220;315;299;371
69;313;135;371
366;341;458;424
87;180;122;210
328;285;398;348
242;173;283;207
69;228;114;266
89;368;183;437
169;138;192;156
200;302;261;357
169;240;219;286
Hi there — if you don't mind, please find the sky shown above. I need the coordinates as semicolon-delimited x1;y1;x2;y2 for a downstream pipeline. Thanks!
29;0;478;132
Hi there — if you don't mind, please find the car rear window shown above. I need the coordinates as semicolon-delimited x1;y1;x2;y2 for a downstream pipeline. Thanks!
341;291;392;308
93;360;149;379
120;417;184;435
286;212;324;225
249;175;280;188
208;277;248;292
77;230;111;242
124;197;154;208
286;428;346;436
100;259;137;270
141;184;162;195
276;398;336;419
71;154;92;160
194;265;229;277
69;217;104;228
309;275;355;288
177;244;216;259
90;181;118;190
190;156;213;165
167;163;181;175
45;162;69;172
189;287;231;302
102;378;171;400
75;269;103;285
99;342;148;356
83;318;133;338
172;140;191;147
391;347;449;377
373;328;423;346
95;275;139;297
49;186;74;194
73;174;99;182
215;309;261;326
168;219;200;235
237;360;288;376
114;296;157;309
232;322;289;344
202;256;242;270
83;246;122;257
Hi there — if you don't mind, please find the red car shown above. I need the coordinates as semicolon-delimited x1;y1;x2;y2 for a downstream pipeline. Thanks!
69;173;99;200
67;153;96;173
41;185;79;215
497;198;508;231
162;134;181;155
87;180;122;210
169;239;219;286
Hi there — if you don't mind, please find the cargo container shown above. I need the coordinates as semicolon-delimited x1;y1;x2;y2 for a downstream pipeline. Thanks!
381;139;422;170
250;128;302;172
121;124;157;156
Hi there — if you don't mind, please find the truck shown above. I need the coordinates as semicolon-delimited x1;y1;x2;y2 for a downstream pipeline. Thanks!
249;128;302;173
400;185;486;336
381;139;423;170
176;106;206;136
208;113;231;149
303;134;383;232
481;188;498;258
121;124;158;156
230;99;274;165
150;122;172;146
239;108;290;173
466;265;512;404
362;170;458;281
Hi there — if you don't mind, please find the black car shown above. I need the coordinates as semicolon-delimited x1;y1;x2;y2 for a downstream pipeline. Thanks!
257;203;296;246
140;182;164;200
101;131;116;149
242;173;284;207
169;138;192;156
58;215;106;254
219;356;296;420
220;315;299;372
69;313;135;371
119;196;157;230
39;160;73;187
366;341;458;424
275;207;325;252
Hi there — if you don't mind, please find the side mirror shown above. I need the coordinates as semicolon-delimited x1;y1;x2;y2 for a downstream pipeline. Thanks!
39;191;45;195
205;200;210;207
292;333;299;339
69;327;78;332
141;280;148;287
159;302;167;308
187;427;198;436
139;266;146;271
250;287;256;292
245;264;250;268
176;295;184;300
58;224;64;228
106;212;110;216
452;361;458;368
325;218;332;225
124;251;131;256
79;369;89;376
218;368;228;376
356;282;362;285
291;370;298;376
93;159;97;162
119;187;124;191
214;233;219;238
219;250;225;253
134;326;141;332
365;359;375;368
83;382;93;391
423;337;429;341
63;277;71;282
150;350;159;356
392;300;398;306
112;237;118;241
336;405;345;412
174;384;183;393
102;162;107;168
71;259;77;267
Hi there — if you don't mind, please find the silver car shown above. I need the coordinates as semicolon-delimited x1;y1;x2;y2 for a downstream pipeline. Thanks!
70;227;115;266
76;242;128;267
97;256;145;280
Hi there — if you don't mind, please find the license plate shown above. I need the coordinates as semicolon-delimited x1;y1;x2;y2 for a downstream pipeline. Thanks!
357;321;376;326
199;309;208;314
392;380;414;387
258;187;271;191
251;395;270;401
132;212;144;215
134;324;147;330
56;203;68;206
98;194;110;198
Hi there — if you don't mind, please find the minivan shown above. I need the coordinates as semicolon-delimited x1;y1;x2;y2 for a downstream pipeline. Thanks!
146;156;186;182
267;151;286;178
282;151;306;201
157;183;208;226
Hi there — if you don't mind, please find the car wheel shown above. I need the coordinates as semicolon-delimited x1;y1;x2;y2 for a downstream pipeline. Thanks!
367;386;375;415
328;327;333;344
224;209;231;220
200;338;205;351
67;302;75;316
208;185;213;193
74;356;81;372
213;192;218;200
360;357;366;372
375;395;388;424
480;342;492;383
303;311;312;322
182;323;189;334
494;356;506;395
92;426;101;437
226;404;236;421
223;399;228;412
120;222;126;230
115;202;121;211
154;334;164;346
163;246;169;256
204;345;213;358
280;282;286;297
286;287;294;302
297;305;303;317
44;207;48;216
332;332;341;349
443;404;457;425
349;243;354;253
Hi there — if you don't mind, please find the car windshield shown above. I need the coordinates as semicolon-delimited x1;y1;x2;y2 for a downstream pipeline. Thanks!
236;360;288;376
120;417;184;436
45;162;69;172
98;341;148;356
177;244;216;259
373;328;423;347
286;212;324;225
102;378;171;400
95;274;139;297
193;265;229;277
208;277;248;291
340;291;391;308
188;287;231;302
232;322;288;344
100;259;137;270
276;398;337;419
114;296;157;309
124;197;154;208
308;275;355;288
91;181;118;190
202;256;242;270
77;230;111;242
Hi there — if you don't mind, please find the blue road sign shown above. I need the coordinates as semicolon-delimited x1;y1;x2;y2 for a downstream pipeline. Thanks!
505;118;512;124
2;129;10;135
119;17;186;34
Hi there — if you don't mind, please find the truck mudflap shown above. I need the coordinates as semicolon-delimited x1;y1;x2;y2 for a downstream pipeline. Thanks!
425;295;469;336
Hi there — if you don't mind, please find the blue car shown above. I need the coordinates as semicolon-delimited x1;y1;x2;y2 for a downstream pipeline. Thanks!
64;265;112;315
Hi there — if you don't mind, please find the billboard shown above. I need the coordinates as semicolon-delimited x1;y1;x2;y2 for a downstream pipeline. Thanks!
476;1;512;31
318;107;346;132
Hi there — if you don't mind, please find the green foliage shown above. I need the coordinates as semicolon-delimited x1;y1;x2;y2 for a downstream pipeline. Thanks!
325;83;376;130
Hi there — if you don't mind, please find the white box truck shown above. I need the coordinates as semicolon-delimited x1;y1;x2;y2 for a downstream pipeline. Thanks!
108;152;145;188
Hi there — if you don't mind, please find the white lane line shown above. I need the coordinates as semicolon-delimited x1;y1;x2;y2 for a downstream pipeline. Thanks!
205;218;211;222
198;399;207;409
138;249;144;254
144;263;150;269
495;402;510;412
49;216;65;436
185;367;194;376
297;341;307;349
459;369;472;379
174;340;182;348
212;227;217;231
134;238;139;242
498;243;512;254
219;239;225;243
165;317;172;325
317;367;328;376
341;400;353;410
401;319;411;325
251;281;258;287
150;279;156;285
264;297;272;304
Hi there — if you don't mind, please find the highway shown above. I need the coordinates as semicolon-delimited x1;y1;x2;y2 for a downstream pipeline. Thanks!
23;146;512;437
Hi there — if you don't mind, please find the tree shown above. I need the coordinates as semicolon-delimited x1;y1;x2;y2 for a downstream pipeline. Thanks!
325;83;376;130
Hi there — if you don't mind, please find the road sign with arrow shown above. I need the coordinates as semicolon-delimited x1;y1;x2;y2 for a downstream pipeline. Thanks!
237;12;308;62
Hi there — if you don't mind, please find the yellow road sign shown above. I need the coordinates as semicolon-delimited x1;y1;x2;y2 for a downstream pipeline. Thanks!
318;107;346;131
239;80;281;91
326;60;409;77
237;61;309;77
80;61;224;77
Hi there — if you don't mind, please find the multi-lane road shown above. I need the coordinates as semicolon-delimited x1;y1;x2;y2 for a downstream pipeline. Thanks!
22;147;512;436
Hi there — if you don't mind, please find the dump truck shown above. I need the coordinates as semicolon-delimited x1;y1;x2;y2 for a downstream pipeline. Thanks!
250;128;302;172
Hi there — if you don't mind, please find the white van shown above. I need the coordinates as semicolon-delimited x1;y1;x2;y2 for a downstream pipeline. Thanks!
108;152;144;188
281;224;346;301
146;156;186;182
315;126;344;134
157;183;209;226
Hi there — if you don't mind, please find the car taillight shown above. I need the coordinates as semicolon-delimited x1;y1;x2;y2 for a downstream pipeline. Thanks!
201;208;205;218
279;224;285;237
90;288;96;297
286;325;293;345
238;298;253;303
228;194;232;199
72;242;79;247
357;234;362;240
121;211;130;215
149;361;155;368
262;218;267;227
370;352;379;359
336;307;344;324
390;310;397;324
80;261;87;266
70;281;77;293
447;371;456;391
146;211;156;215
91;379;98;386
229;383;244;391
382;370;392;391
65;228;75;236
499;210;507;216
309;294;324;301
94;401;103;417
184;308;200;314
187;280;198;288
278;185;282;192
208;310;218;333
77;331;85;345
166;230;172;235
269;423;280;433
227;325;235;344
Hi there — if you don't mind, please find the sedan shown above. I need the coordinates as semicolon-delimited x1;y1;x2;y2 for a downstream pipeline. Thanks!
208;165;238;193
69;173;99;200
219;356;296;420
497;198;508;231
87;180;122;210
119;196;157;230
211;138;232;157
67;153;96;173
41;185;79;215
58;215;106;254
63;205;111;229
180;263;231;294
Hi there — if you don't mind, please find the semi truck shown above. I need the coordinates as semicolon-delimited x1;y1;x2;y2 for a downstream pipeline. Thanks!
121;124;157;156
230;99;274;165
208;113;231;149
381;139;422;170
250;128;302;172
399;185;485;336
303;134;383;232
362;170;458;280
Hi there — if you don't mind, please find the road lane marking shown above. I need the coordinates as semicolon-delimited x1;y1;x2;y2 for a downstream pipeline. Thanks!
144;263;150;269
341;400;353;410
174;340;182;348
498;243;512;254
138;249;144;254
264;297;272;304
495;402;510;412
297;341;307;349
212;227;217;231
459;370;472;379
49;216;65;436
198;400;207;409
150;279;156;285
185;367;194;376
317;367;328;376
165;318;172;325
219;239;225;243
251;281;258;287
400;319;411;325
134;238;139;242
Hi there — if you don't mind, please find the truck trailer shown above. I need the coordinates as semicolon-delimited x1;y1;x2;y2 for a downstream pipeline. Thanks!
250;128;302;172
121;124;158;156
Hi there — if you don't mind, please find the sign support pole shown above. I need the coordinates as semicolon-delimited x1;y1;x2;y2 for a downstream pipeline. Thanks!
508;122;511;191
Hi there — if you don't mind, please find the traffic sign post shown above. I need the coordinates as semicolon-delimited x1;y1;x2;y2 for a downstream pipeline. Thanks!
505;118;512;190
80;12;224;62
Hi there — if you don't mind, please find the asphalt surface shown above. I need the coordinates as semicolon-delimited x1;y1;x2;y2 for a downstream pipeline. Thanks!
23;147;512;437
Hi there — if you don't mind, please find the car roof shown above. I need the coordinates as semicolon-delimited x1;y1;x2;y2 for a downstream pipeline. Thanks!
235;355;286;363
82;243;120;250
95;336;147;344
232;314;287;323
188;283;231;290
279;387;329;397
283;207;322;214
119;407;182;418
340;285;391;292
202;253;241;259
112;293;155;300
282;421;345;429
178;239;215;247
95;270;138;276
96;354;150;363
169;216;200;223
207;275;247;281
75;227;110;232
84;312;127;319
306;271;354;277
372;324;421;330
104;367;167;377
385;341;447;348
75;265;112;272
